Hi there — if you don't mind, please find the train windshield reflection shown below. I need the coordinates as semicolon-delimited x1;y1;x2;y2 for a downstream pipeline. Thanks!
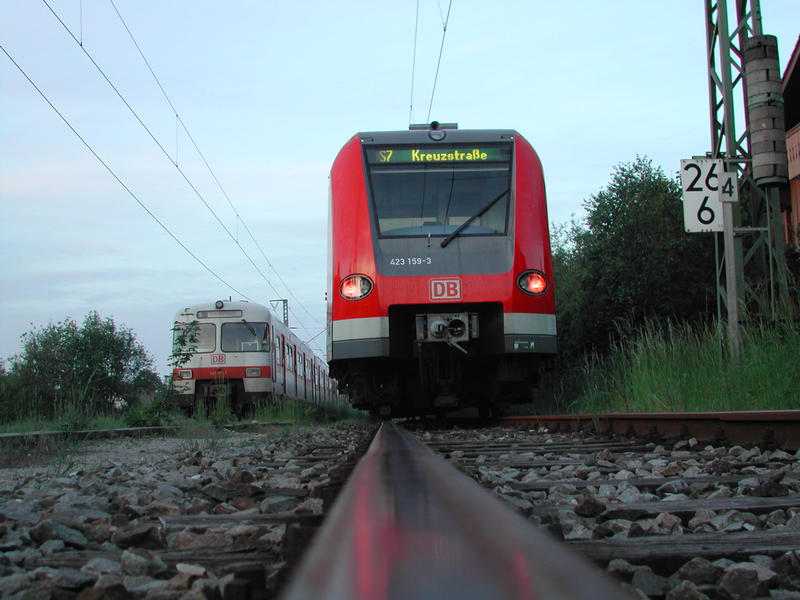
172;322;216;353
221;322;269;352
366;147;512;238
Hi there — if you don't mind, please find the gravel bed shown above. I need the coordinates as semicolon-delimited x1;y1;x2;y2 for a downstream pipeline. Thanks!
417;426;800;600
0;423;373;599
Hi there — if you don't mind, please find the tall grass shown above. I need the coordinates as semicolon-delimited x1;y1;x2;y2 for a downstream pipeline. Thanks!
0;397;130;433
574;320;800;413
254;400;367;424
0;392;366;434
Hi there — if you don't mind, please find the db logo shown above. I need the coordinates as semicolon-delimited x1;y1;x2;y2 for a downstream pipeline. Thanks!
211;354;226;364
430;279;462;300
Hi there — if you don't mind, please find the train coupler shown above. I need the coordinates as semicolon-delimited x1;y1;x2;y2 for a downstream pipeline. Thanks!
415;312;478;347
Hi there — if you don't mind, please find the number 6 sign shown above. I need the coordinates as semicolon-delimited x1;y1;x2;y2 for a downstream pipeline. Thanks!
679;158;729;233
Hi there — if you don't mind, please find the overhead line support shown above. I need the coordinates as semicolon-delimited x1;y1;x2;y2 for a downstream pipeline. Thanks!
703;0;790;358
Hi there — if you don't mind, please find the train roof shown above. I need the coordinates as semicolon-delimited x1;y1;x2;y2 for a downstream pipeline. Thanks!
357;128;519;145
174;300;269;318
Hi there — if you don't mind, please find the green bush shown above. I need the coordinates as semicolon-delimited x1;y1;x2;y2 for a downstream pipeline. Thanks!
124;392;178;428
3;312;160;423
552;157;715;361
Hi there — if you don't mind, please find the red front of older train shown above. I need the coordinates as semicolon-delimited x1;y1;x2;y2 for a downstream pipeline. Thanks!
327;125;556;416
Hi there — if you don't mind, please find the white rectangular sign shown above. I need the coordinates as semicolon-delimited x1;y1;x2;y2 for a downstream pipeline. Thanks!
430;278;461;300
680;158;724;232
718;171;739;203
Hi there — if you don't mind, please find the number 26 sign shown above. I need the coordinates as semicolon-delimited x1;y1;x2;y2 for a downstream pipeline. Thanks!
680;158;737;233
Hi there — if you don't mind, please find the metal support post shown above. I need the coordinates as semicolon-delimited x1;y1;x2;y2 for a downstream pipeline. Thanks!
703;0;789;358
270;299;289;327
722;202;741;357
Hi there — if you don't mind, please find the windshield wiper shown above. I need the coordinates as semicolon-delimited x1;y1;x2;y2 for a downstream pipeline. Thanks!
440;188;509;248
241;319;257;338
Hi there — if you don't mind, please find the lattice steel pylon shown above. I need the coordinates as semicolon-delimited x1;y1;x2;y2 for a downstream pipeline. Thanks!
270;299;289;327
704;0;790;343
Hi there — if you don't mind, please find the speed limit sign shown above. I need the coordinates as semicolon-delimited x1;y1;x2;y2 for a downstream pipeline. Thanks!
680;158;728;233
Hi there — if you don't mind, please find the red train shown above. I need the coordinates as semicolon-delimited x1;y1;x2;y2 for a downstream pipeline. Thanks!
327;123;556;417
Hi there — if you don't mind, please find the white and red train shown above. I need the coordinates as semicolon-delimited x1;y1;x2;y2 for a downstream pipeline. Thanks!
172;300;340;415
327;124;557;417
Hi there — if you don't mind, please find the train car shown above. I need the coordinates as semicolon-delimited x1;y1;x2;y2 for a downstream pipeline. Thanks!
327;123;556;417
172;300;339;415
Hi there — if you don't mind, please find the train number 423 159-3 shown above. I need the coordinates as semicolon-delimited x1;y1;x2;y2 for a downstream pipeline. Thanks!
389;257;432;266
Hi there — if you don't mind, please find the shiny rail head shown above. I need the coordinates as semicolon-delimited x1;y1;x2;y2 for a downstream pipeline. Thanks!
281;422;634;600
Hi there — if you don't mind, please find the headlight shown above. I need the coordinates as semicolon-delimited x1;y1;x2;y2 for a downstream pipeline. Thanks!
339;274;374;301
177;369;193;379
517;270;548;296
245;367;262;377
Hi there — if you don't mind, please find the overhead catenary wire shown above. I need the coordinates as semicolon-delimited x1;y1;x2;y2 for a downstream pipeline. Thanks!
426;0;453;123
42;0;320;337
0;44;254;305
409;0;420;125
108;0;323;333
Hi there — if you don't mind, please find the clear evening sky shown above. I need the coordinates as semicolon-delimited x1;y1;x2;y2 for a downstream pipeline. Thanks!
2;1;798;374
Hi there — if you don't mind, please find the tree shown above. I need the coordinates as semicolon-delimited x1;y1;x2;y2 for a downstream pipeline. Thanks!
5;312;158;420
553;156;716;358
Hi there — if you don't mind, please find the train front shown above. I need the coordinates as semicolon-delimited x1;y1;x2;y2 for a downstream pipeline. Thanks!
328;125;556;416
172;301;273;415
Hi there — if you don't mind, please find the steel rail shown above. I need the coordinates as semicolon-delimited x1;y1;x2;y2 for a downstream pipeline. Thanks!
280;421;632;600
502;410;800;450
0;421;296;445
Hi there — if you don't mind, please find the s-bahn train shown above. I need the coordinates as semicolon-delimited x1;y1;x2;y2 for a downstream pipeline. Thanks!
172;300;340;415
327;123;557;417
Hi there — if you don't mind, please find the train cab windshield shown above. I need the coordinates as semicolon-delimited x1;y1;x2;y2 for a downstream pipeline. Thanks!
173;322;216;353
221;322;270;352
365;143;513;238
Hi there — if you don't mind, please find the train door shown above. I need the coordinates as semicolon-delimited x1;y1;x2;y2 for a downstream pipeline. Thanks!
290;344;298;398
311;362;317;404
276;334;285;399
297;351;304;400
271;332;277;386
300;353;307;400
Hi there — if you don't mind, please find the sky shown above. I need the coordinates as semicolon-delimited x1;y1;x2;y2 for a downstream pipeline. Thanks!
2;1;799;375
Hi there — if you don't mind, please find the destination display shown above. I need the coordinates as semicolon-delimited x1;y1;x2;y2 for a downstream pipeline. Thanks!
366;145;511;164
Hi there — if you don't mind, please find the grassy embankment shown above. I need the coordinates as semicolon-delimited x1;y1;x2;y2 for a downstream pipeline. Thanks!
566;320;800;414
0;395;365;435
0;397;366;470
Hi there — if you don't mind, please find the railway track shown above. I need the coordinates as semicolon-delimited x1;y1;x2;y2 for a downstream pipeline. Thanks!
502;410;800;451
281;420;629;599
283;412;800;599
3;411;799;598
0;424;373;598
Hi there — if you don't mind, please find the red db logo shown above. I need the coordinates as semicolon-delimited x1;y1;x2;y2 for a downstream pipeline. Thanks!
430;279;462;300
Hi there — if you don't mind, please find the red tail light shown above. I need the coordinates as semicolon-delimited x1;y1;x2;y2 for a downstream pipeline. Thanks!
339;274;374;301
517;270;548;296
